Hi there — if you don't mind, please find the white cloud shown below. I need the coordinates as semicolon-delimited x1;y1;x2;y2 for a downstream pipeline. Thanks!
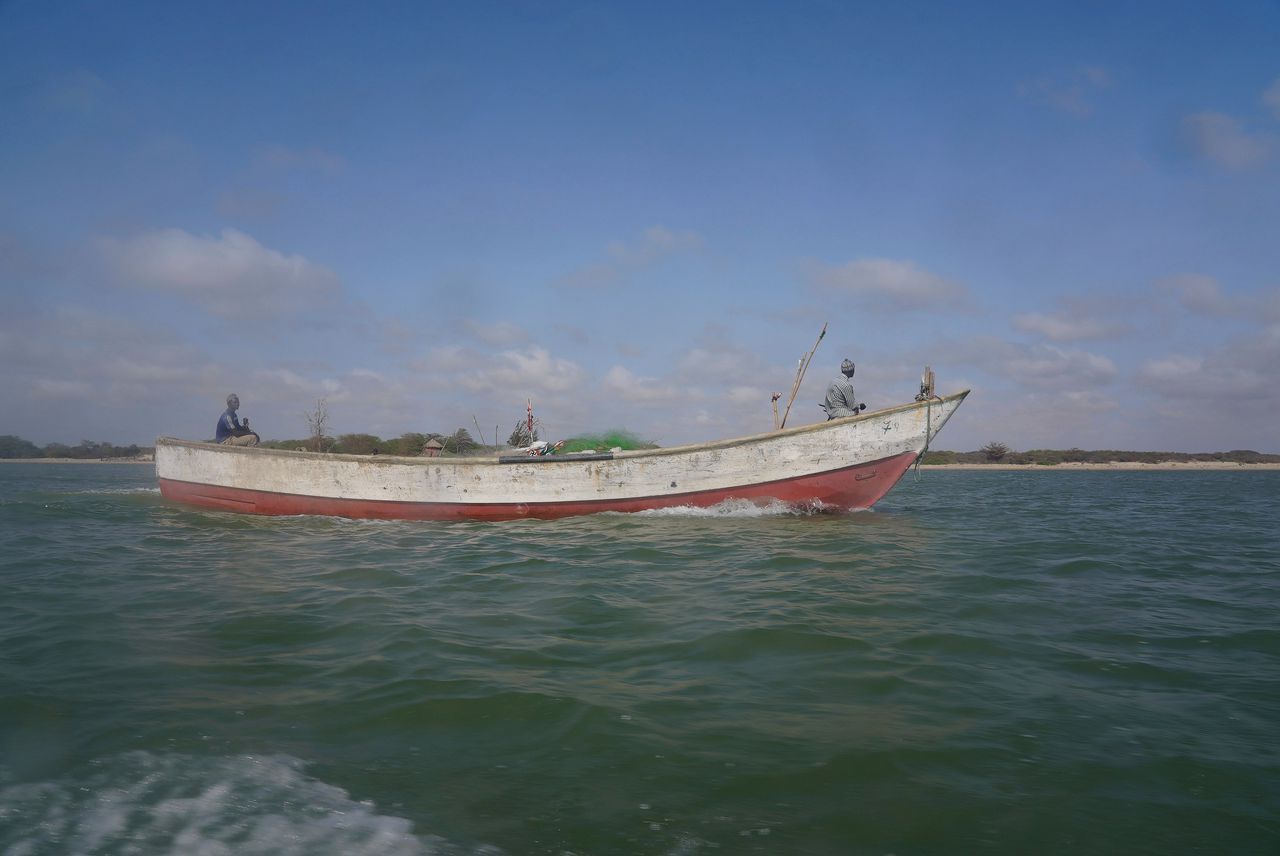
215;189;286;220
403;346;596;439
253;144;345;175
676;346;753;377
1263;78;1280;120
1138;350;1270;411
953;388;1122;452
559;226;704;289
1055;389;1118;414
246;368;396;417
253;367;335;396
1007;346;1116;387
3;306;212;398
100;357;200;385
1157;275;1280;322
727;385;768;405
1157;274;1233;316
1012;311;1123;342
464;320;530;347
806;258;969;312
436;346;586;395
100;228;341;319
1265;297;1280;326
1016;66;1110;117
602;365;685;404
1182;112;1274;170
412;345;476;380
955;337;1117;388
348;368;390;384
30;378;93;399
1140;354;1202;385
1140;322;1280;402
1129;320;1280;449
0;304;232;442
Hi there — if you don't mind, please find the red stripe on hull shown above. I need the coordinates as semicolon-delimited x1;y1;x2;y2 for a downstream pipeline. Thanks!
159;452;919;521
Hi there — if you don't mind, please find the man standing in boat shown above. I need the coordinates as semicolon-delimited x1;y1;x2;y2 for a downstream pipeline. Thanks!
216;393;259;446
822;359;866;419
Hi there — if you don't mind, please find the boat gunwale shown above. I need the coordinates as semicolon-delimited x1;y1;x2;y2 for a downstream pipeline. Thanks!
155;389;970;468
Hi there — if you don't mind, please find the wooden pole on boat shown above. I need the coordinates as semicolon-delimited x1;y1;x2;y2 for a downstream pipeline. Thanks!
915;365;937;401
779;322;827;429
771;392;782;429
473;415;487;448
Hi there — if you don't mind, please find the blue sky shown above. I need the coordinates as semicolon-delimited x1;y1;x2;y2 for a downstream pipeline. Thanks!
2;1;1278;452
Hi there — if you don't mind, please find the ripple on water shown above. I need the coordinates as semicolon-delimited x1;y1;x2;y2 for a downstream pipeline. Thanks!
3;466;1279;855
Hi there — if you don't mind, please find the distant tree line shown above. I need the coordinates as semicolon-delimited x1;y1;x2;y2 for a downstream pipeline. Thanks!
0;430;484;459
280;397;491;455
262;429;481;456
922;445;1280;465
6;430;1273;464
0;436;150;460
260;427;660;456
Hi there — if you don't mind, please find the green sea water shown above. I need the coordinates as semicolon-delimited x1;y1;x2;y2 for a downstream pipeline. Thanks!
1;463;1277;855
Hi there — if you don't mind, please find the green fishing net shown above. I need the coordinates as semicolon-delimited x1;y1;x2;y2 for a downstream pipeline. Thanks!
556;431;657;453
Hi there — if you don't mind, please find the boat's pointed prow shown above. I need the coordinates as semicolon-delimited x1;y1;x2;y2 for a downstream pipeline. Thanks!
910;389;968;449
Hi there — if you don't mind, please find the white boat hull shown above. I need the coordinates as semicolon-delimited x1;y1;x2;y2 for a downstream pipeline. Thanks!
156;391;968;520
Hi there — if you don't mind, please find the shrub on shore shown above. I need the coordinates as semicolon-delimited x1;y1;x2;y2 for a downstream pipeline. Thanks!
920;448;1280;465
0;436;149;460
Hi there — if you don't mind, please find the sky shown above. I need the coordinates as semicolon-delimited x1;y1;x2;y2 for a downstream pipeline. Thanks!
2;0;1279;453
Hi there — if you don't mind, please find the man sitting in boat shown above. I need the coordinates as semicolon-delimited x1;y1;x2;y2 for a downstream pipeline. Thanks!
216;393;259;446
822;358;866;420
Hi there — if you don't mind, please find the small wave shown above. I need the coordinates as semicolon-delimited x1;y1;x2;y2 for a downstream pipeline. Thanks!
0;751;500;855
77;486;162;495
629;498;849;518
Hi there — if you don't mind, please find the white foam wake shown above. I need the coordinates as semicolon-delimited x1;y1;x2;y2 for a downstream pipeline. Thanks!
0;751;499;855
77;487;162;495
629;498;842;518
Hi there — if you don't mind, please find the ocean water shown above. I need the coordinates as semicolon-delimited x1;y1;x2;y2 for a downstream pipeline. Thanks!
1;463;1277;856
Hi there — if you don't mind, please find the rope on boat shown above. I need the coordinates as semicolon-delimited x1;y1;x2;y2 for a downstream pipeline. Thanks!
912;365;941;481
914;398;933;482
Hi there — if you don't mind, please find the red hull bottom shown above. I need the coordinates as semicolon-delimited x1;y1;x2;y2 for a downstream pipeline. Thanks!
159;452;919;521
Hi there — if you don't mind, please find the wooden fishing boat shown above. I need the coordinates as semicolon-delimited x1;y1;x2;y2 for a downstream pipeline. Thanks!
155;390;968;520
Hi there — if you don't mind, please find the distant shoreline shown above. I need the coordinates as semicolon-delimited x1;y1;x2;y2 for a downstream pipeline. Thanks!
0;458;154;464
919;461;1280;471
2;457;1278;471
